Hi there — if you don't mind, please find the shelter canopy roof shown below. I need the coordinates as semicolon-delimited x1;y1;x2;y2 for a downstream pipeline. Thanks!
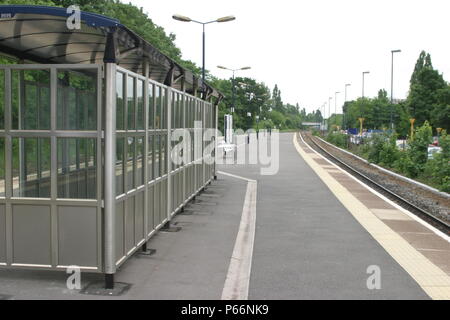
0;5;222;99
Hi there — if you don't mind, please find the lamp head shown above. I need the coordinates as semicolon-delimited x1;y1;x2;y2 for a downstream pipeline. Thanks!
216;16;236;23
172;14;192;22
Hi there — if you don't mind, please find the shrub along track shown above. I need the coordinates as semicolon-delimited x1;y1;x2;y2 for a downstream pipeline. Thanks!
299;131;450;236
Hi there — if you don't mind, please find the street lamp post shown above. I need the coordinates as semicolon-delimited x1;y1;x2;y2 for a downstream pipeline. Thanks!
391;49;401;130
173;14;235;98
217;66;251;114
362;71;370;98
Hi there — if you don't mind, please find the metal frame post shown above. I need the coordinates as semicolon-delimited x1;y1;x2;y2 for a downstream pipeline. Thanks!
104;62;117;288
166;87;172;222
143;60;150;250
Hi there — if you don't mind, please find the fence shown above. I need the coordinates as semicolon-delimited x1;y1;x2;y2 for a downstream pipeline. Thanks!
0;63;217;283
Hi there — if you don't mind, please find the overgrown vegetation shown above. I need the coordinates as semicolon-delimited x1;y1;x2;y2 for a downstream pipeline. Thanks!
325;132;347;149
326;122;450;192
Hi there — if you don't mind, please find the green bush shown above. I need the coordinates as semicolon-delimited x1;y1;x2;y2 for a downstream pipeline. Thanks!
363;133;400;168
326;132;347;149
367;134;386;164
379;134;401;167
423;130;450;192
395;121;432;178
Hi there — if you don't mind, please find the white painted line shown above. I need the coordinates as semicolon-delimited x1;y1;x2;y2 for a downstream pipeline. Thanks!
219;171;257;300
218;170;256;183
298;133;450;243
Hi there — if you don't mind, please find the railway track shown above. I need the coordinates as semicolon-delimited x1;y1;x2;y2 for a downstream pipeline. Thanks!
298;131;450;236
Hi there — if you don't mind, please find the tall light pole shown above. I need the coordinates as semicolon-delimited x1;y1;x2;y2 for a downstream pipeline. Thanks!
173;14;235;99
362;71;370;98
217;66;251;114
391;49;401;130
335;91;340;128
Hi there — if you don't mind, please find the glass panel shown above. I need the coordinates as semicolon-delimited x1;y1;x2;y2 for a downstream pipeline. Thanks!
57;138;96;199
116;138;124;196
0;138;4;197
116;72;125;130
154;135;160;178
12;138;51;198
137;80;144;130
12;70;50;130
160;135;166;176
155;87;161;129
179;94;183;129
127;137;135;191
0;70;4;130
161;88;166;129
57;69;97;130
127;76;135;130
148;83;154;130
136;136;144;187
148;135;153;182
171;92;176;129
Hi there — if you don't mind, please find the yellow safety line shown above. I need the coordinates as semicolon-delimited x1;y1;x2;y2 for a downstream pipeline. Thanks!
293;133;450;300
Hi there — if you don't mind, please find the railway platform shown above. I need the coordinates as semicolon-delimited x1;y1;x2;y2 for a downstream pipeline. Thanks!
0;132;448;299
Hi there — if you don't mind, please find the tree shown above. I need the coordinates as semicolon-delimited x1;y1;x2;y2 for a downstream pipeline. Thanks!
406;51;447;128
431;86;450;131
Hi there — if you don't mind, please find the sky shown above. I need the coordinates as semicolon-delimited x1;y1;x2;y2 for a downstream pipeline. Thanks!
129;0;450;116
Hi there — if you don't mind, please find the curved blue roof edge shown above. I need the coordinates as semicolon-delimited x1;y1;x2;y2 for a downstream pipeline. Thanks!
0;5;121;28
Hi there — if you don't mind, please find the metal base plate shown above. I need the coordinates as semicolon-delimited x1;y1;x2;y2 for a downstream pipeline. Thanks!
161;226;182;233
139;249;157;256
0;294;13;300
80;281;131;297
182;209;212;216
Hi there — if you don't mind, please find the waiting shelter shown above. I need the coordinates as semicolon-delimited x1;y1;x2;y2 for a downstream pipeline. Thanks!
0;5;222;287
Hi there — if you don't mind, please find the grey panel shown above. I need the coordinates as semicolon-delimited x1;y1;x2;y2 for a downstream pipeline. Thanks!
12;205;51;265
147;186;154;232
0;205;5;262
161;180;167;223
57;206;98;267
115;202;124;263
125;197;135;253
135;192;144;245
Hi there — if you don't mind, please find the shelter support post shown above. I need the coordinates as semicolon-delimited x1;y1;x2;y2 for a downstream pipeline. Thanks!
104;62;117;289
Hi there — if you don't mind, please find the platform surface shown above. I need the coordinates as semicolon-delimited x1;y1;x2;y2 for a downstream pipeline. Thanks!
0;132;447;300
